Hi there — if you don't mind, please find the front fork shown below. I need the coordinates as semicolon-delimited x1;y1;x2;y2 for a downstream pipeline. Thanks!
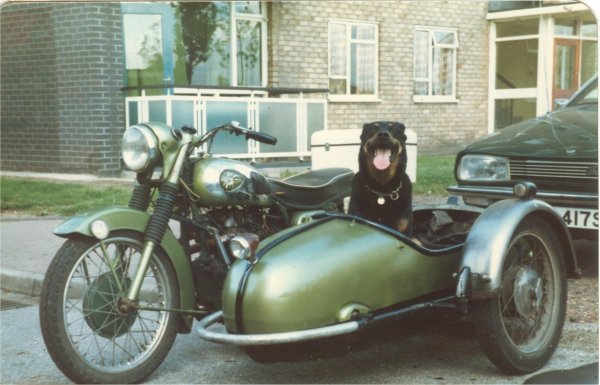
124;143;190;304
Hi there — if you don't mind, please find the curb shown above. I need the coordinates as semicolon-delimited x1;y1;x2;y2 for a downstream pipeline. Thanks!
0;268;45;297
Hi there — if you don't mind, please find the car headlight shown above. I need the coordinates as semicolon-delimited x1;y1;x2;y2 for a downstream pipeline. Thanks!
457;155;510;181
122;125;158;172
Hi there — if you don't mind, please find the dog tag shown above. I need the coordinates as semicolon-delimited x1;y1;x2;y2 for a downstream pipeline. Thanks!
377;197;385;205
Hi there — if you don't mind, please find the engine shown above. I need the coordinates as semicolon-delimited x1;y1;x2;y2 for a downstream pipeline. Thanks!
190;206;285;313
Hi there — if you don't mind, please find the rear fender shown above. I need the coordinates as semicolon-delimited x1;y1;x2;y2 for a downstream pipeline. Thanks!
54;206;196;328
461;198;577;299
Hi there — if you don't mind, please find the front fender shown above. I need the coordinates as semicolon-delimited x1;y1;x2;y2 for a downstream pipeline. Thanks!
54;206;196;316
461;198;577;299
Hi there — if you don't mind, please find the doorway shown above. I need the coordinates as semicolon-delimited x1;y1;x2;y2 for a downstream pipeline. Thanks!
553;38;580;104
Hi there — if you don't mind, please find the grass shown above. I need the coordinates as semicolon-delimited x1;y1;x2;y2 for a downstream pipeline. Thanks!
413;155;456;196
0;155;457;216
0;177;131;217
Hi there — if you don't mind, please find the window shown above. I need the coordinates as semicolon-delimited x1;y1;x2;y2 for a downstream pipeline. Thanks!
552;16;597;95
491;18;539;130
328;20;378;101
122;1;267;93
173;1;266;87
413;27;458;102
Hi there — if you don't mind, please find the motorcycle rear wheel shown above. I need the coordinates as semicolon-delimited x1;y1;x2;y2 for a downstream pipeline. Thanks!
472;217;567;374
40;231;180;384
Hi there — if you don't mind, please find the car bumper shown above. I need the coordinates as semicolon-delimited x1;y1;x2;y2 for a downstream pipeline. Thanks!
447;185;599;231
447;185;598;207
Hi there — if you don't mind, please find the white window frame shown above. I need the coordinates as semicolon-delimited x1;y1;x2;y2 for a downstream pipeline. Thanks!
413;26;459;103
328;19;379;103
231;2;268;87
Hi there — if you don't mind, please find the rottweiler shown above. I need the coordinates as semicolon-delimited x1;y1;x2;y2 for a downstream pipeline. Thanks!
348;121;412;235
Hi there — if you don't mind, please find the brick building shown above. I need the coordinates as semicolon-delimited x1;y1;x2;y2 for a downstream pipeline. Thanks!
1;3;124;175
0;1;596;175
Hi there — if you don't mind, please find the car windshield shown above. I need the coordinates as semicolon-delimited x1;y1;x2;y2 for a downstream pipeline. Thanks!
568;76;598;107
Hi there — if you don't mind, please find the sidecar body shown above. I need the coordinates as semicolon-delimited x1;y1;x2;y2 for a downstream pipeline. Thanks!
198;187;577;373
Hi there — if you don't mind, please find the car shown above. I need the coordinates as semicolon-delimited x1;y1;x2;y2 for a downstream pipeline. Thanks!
448;75;598;240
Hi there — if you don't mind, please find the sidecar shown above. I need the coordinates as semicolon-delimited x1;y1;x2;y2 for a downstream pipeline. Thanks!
197;183;578;374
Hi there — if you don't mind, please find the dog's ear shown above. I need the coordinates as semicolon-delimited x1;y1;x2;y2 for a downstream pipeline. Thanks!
361;122;377;142
391;122;407;142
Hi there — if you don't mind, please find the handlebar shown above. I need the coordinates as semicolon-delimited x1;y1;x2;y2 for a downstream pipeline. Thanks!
192;121;277;147
245;130;278;146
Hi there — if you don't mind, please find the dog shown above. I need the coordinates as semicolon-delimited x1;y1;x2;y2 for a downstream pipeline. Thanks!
348;121;412;235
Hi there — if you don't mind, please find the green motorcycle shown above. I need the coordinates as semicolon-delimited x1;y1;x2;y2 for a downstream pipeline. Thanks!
39;121;353;384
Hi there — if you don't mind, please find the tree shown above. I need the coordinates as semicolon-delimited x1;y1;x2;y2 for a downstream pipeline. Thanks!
174;2;218;84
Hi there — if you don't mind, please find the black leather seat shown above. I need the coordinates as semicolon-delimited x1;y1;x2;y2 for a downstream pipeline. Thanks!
268;168;354;209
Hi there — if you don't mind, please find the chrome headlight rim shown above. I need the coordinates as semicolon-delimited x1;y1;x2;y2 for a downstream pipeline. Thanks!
122;125;159;172
457;154;510;182
229;233;260;262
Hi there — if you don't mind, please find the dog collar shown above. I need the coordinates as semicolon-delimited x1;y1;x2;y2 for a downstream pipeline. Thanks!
365;181;403;205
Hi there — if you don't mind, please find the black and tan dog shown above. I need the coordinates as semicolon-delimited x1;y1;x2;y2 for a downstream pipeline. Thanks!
348;121;412;235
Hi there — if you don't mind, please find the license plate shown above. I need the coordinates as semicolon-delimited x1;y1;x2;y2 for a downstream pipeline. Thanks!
553;207;599;230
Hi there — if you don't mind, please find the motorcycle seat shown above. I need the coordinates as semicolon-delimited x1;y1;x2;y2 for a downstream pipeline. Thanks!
268;168;354;209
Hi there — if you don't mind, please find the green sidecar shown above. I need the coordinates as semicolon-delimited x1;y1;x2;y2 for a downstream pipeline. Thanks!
197;185;579;375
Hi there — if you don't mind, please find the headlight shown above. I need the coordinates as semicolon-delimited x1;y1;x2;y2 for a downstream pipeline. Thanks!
457;155;510;181
90;220;109;240
121;125;158;172
229;233;259;262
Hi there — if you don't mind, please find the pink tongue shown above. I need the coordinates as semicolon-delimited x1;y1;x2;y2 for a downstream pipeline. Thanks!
373;149;391;170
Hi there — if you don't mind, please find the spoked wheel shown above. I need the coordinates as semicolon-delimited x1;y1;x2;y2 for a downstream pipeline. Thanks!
40;231;180;384
473;217;567;374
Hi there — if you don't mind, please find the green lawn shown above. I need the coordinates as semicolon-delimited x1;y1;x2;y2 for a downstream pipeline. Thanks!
0;178;130;217
413;155;456;196
0;155;457;216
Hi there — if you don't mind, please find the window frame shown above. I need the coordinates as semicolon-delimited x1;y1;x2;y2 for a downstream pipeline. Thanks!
328;19;379;103
231;1;268;87
413;26;459;103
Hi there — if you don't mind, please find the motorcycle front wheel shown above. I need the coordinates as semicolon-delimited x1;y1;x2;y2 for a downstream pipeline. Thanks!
40;231;180;384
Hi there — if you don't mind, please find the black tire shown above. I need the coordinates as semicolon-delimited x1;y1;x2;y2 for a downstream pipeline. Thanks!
40;231;180;384
472;217;567;374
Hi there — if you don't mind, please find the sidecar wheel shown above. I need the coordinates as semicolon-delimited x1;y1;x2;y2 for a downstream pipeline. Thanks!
473;217;567;374
39;232;180;384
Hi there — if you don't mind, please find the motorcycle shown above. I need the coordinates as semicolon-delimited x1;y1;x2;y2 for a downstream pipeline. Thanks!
39;121;353;384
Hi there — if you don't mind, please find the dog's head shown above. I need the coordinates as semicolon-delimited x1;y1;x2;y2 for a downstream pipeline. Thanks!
359;121;407;185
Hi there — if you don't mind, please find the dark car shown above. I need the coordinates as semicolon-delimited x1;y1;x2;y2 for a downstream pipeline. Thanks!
448;75;598;239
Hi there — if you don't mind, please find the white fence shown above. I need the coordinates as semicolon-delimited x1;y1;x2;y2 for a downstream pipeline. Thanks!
125;89;327;160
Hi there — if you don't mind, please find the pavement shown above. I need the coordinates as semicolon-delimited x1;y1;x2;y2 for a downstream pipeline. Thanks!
0;216;66;296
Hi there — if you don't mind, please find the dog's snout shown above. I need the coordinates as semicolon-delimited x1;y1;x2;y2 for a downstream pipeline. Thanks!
377;130;390;138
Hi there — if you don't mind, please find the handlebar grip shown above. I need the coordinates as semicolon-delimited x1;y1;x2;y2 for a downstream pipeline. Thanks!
245;131;278;146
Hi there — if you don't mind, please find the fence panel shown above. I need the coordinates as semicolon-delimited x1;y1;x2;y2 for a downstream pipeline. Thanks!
124;92;326;160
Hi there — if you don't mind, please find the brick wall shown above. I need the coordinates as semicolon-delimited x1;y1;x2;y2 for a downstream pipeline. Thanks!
1;3;124;175
1;4;60;172
269;1;490;155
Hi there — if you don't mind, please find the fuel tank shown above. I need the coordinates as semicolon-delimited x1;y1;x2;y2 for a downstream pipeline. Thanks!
192;158;272;206
222;216;463;334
